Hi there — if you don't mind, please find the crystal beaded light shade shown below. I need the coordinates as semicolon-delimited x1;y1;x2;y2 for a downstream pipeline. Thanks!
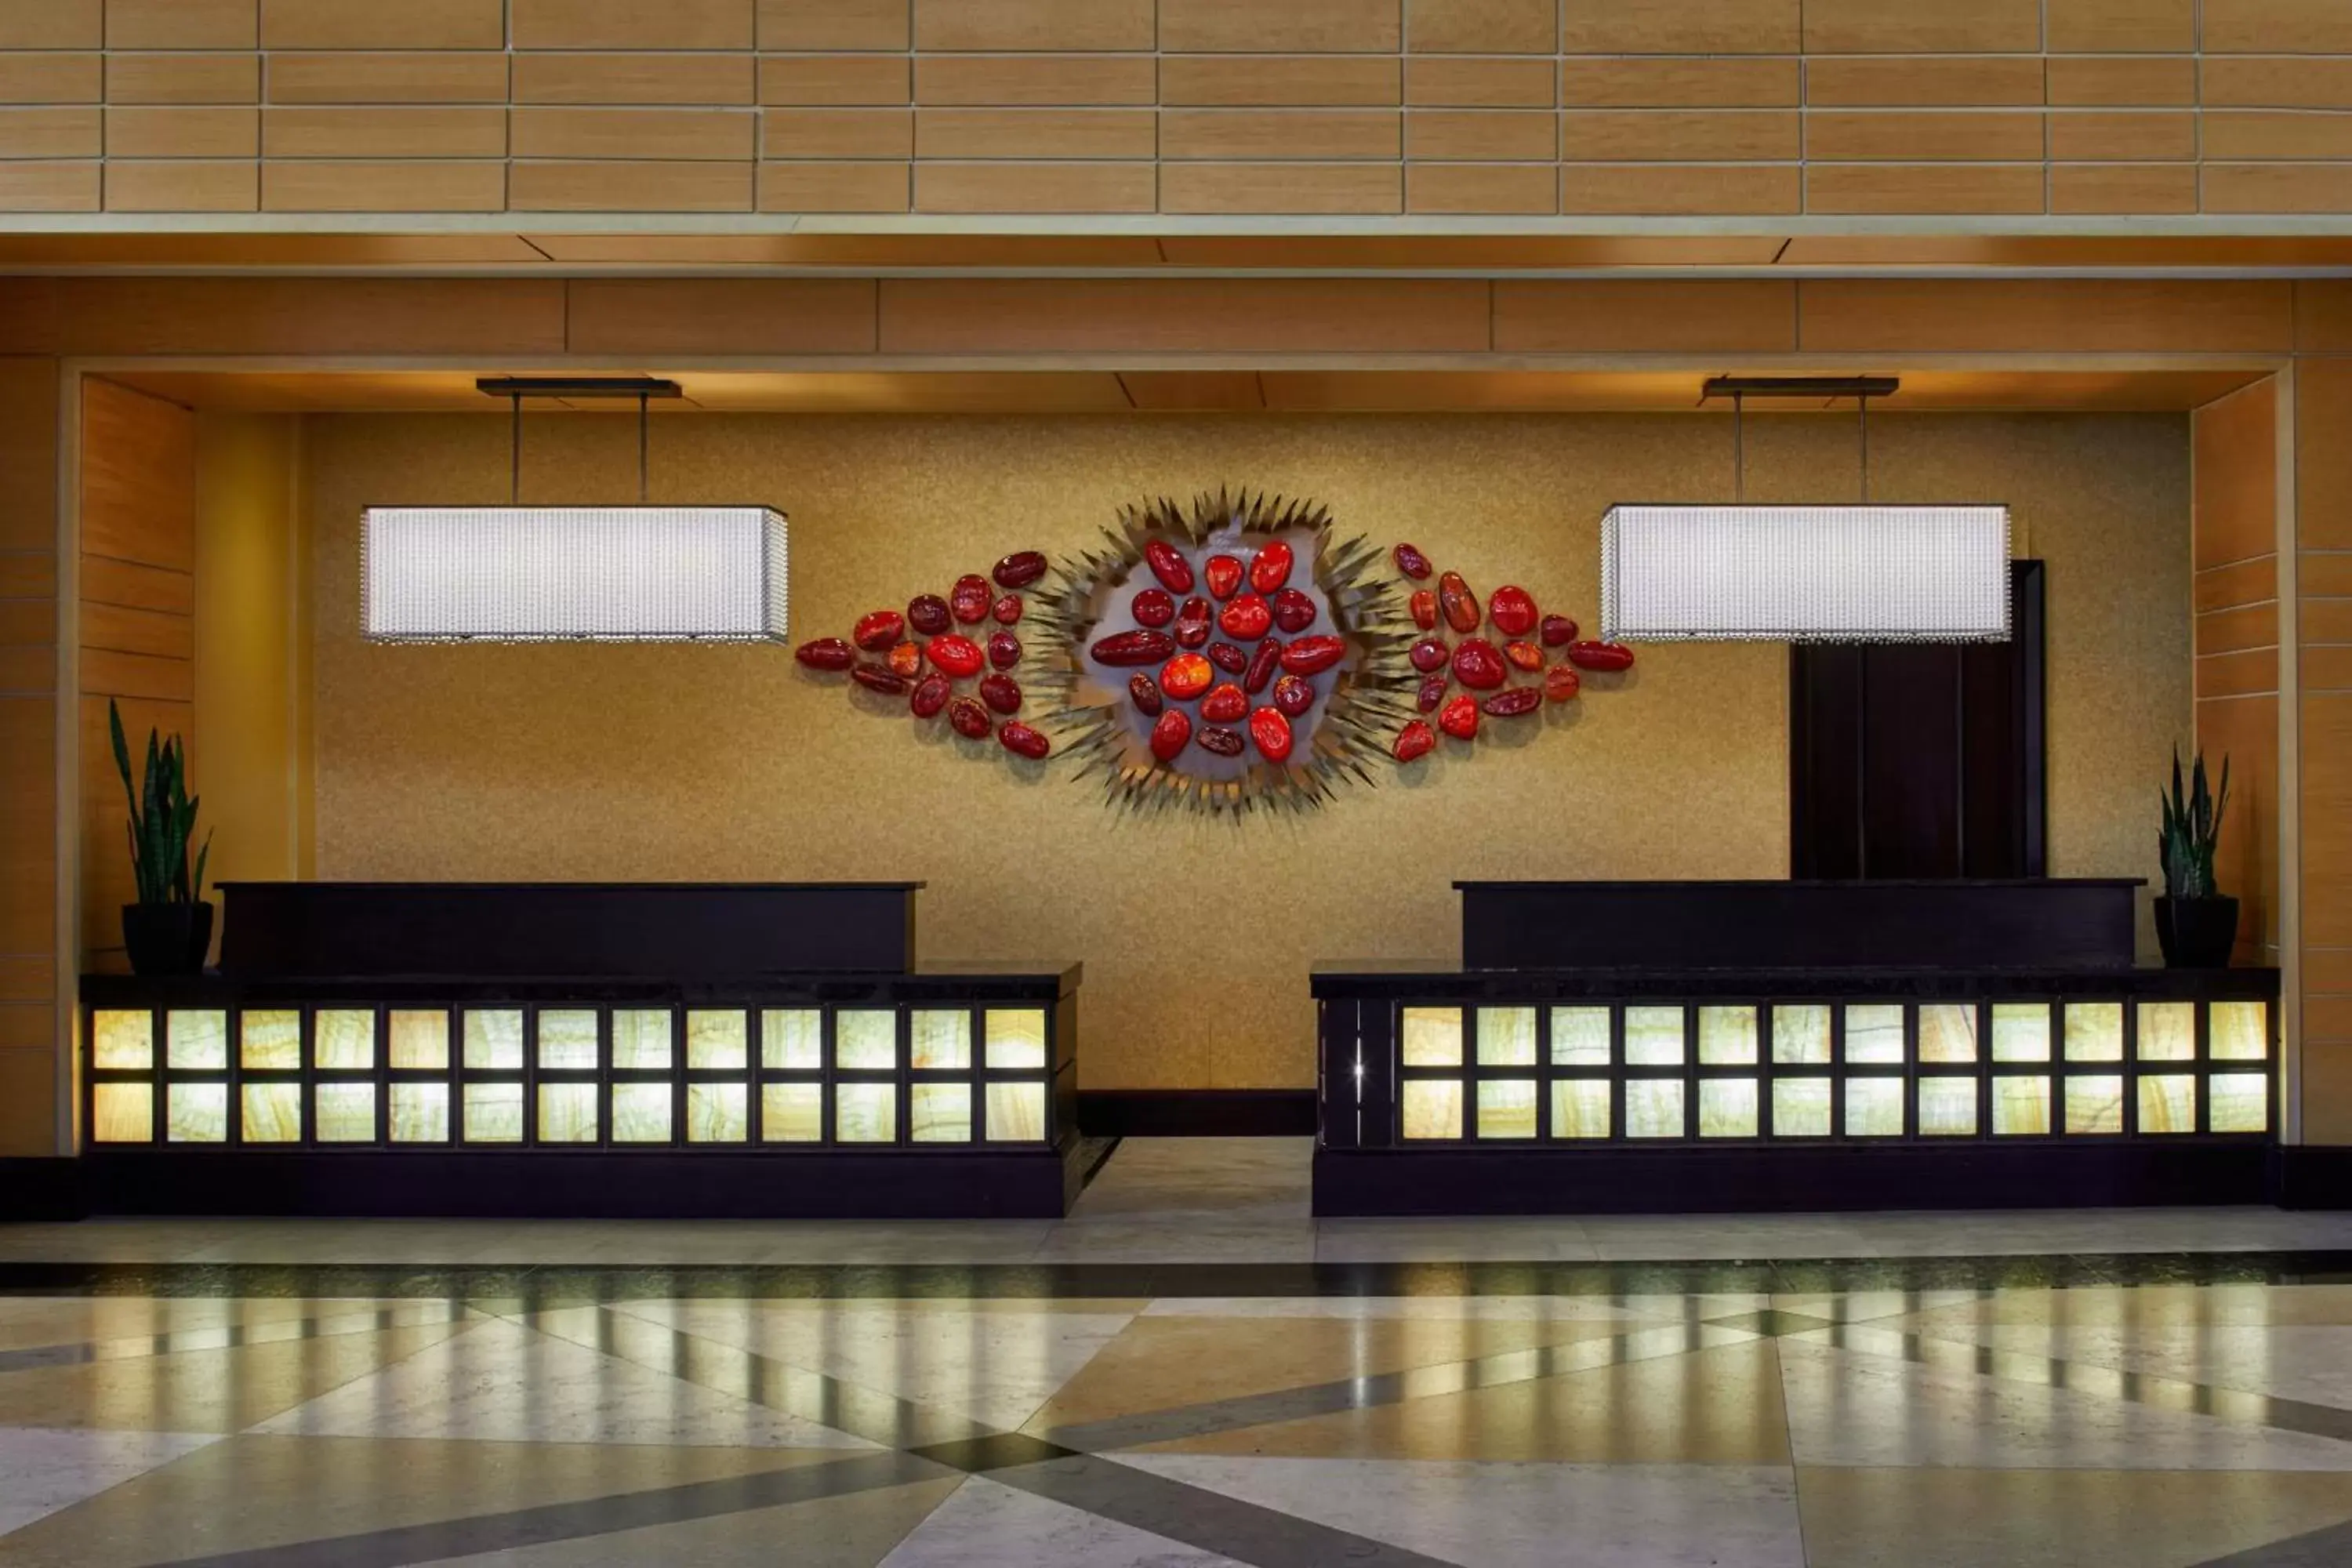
362;506;787;643
1600;504;2010;644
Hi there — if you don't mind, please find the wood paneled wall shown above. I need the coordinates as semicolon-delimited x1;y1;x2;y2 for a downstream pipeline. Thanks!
6;1;2352;216
77;376;194;973
0;355;57;1158
2191;379;2281;971
0;273;2321;360
2296;330;2352;1142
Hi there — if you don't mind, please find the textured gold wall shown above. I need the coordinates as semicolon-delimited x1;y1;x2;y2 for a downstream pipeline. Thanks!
306;411;2190;1089
194;413;310;909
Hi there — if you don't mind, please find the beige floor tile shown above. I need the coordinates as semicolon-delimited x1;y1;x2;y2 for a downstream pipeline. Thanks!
1897;1283;2352;1334
1795;1466;2352;1567
1021;1311;1644;1434
0;1435;883;1568
1128;1338;1791;1465
0;1319;471;1432
430;1475;965;1566
0;1295;451;1355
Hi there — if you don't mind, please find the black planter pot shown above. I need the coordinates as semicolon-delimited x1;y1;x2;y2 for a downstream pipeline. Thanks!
122;902;213;976
2155;895;2239;968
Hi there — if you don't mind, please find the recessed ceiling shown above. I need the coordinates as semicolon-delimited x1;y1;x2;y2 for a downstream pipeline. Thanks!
103;367;2270;416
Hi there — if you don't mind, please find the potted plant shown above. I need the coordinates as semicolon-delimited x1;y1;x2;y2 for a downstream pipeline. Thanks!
109;699;212;975
2156;746;2236;968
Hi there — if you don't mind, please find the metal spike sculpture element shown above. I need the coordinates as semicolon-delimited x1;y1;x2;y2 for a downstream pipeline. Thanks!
1033;490;1416;818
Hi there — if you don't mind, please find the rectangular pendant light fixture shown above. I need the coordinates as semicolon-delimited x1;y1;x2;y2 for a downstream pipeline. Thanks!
1601;503;2011;644
362;506;789;644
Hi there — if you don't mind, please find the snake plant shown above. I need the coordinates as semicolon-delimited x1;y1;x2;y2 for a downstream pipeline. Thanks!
2158;746;2230;901
108;699;209;906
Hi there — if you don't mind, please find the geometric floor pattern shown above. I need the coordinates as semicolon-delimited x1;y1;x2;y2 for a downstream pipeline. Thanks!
9;1275;2352;1564
5;1140;2352;1567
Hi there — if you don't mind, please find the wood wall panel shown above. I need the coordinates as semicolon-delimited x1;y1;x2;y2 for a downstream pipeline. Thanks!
78;378;194;971
0;5;2338;215
0;355;55;1155
2191;376;2281;973
1797;280;2296;354
875;278;1492;354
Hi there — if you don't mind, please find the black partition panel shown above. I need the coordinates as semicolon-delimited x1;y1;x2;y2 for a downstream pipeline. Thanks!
1792;559;2045;880
218;882;921;977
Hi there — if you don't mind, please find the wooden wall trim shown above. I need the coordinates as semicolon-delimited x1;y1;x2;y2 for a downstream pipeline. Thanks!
0;276;2329;362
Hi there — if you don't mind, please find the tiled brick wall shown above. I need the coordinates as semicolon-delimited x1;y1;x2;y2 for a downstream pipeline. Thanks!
2;0;2352;216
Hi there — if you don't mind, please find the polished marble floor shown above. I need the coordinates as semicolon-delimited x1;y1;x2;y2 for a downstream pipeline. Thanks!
3;1140;2352;1564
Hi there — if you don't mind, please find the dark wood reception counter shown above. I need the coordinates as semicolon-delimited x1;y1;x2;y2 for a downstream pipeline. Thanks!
1315;880;2281;1216
71;883;1088;1219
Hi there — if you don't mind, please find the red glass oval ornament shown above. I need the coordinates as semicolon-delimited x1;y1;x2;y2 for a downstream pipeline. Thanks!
1539;613;1577;648
1272;673;1315;717
1280;636;1348;676
1451;638;1508;691
907;595;952;636
979;673;1023;713
997;721;1051;760
1145;539;1195;594
1151;707;1192;761
987;630;1022;670
1272;587;1318;633
1243;637;1283;694
948;697;991;739
1250;540;1294;593
951;575;992;624
1160;652;1214;699
1131;588;1176;627
1201;683;1248;724
794;637;854;671
993;550;1048;589
1566;641;1636;672
910;672;951;717
1249;706;1294;763
1439;694;1480;740
1393;543;1432;581
1088;630;1175;667
1439;572;1481;634
928;633;986;677
1488;585;1537;637
853;609;904;652
1394;720;1435;762
1409;637;1450;673
1218;593;1272;641
1204;554;1244;601
1482;687;1541;718
1129;673;1164;717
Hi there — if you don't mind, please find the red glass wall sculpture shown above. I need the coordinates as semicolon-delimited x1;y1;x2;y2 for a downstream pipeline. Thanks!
1382;540;1636;764
795;551;1055;761
1034;492;1412;817
791;503;1639;808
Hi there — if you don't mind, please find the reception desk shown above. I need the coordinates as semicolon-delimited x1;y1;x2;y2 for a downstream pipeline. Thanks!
1314;880;2281;1216
74;883;1088;1218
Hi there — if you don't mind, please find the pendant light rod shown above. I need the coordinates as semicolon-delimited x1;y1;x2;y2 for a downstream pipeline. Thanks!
479;376;683;509
1733;390;1744;505
475;376;683;401
1701;375;1899;401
